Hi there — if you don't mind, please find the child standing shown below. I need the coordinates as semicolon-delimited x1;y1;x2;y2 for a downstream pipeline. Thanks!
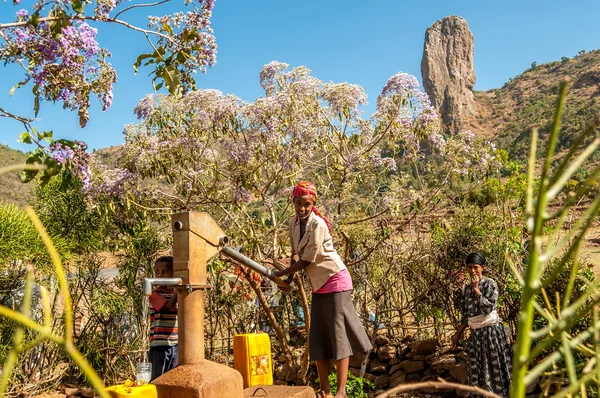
275;181;372;398
148;256;178;381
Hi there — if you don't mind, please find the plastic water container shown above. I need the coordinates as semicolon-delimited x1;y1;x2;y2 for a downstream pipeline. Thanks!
105;383;157;398
135;363;152;384
233;333;273;388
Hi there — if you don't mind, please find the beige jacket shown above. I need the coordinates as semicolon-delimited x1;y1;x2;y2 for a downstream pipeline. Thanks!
289;211;347;292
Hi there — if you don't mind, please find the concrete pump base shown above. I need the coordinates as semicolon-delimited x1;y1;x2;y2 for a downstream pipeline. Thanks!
153;361;243;398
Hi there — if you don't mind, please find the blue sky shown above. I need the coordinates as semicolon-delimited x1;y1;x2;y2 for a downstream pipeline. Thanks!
1;0;599;152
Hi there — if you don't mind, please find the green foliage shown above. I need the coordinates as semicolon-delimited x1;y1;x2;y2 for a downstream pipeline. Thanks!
0;203;69;271
430;205;524;333
33;177;106;254
316;372;374;398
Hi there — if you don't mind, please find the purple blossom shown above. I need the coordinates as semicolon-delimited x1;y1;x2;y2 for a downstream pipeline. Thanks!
5;19;115;117
234;187;251;203
368;151;397;171
321;82;368;114
16;9;28;18
49;142;75;165
260;61;289;95
133;95;156;119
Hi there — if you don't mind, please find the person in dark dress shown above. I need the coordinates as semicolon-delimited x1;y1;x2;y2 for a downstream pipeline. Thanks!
451;253;512;398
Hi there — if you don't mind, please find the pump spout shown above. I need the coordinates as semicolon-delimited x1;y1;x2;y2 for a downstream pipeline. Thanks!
143;278;183;296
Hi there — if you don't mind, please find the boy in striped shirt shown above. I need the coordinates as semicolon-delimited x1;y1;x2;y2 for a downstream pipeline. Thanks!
149;256;178;380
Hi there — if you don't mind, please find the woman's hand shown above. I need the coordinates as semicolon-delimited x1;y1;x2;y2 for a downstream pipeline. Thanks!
471;274;482;295
451;324;467;348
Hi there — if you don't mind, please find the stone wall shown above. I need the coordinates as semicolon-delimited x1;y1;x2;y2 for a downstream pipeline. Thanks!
349;336;468;396
272;335;469;396
272;333;554;396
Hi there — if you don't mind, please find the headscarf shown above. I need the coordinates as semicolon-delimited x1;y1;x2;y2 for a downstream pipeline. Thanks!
292;181;331;231
466;252;486;266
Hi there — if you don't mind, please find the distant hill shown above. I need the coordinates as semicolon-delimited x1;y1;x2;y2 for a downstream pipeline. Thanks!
0;144;123;206
0;145;32;206
465;49;600;161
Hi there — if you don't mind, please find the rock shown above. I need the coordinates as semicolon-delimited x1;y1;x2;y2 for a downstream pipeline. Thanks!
444;375;459;384
421;15;476;133
425;353;436;364
274;380;288;386
405;352;414;359
397;344;411;359
431;354;457;372
409;339;438;355
374;374;390;388
375;335;389;346
275;365;285;380
413;354;425;361
377;345;397;362
390;370;407;387
437;345;456;356
80;388;95;398
369;359;387;374
349;367;361;377
422;368;436;382
282;363;297;382
526;381;538;394
389;363;403;376
400;360;425;374
364;373;376;383
64;388;80;397
406;372;423;382
349;351;366;368
389;357;400;365
278;354;287;364
449;360;468;384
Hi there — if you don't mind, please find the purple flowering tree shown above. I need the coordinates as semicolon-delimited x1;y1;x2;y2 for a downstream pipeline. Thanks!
0;0;217;184
84;61;504;383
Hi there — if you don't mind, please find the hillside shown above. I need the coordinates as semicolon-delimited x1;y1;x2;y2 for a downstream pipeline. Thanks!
0;145;33;206
465;49;600;161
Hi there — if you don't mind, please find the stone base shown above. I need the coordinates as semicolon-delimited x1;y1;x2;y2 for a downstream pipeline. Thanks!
154;361;243;398
243;385;314;398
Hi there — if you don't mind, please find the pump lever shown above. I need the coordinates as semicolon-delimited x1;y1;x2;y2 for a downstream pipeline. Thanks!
220;246;290;289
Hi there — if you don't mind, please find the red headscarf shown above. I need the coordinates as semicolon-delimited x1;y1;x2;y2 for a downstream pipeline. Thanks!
292;181;331;231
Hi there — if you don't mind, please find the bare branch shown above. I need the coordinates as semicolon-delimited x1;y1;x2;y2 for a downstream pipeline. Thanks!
376;378;502;398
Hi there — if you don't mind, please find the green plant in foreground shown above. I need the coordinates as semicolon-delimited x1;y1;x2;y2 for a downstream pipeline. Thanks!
316;372;374;398
0;163;108;398
511;78;600;397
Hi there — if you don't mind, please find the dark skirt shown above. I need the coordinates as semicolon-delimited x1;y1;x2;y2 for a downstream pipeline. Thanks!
467;323;512;398
310;290;373;361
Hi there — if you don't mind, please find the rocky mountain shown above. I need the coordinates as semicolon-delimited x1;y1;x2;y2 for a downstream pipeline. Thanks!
422;16;477;134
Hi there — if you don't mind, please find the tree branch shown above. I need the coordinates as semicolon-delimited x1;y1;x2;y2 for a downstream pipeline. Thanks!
376;378;502;398
0;16;173;43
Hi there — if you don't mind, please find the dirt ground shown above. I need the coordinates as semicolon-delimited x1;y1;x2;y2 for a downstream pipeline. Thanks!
581;228;600;274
